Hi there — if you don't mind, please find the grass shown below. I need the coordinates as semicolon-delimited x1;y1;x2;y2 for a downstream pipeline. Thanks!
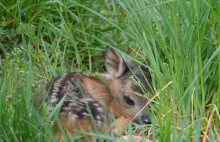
0;0;220;141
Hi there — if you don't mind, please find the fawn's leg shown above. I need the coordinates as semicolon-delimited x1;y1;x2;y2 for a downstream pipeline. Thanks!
115;135;152;142
110;116;152;142
110;116;130;137
54;98;106;141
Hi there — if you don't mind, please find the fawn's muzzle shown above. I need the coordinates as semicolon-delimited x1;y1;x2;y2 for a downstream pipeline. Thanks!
140;115;151;124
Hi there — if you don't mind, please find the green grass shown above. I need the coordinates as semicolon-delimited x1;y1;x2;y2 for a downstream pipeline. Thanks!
0;0;220;141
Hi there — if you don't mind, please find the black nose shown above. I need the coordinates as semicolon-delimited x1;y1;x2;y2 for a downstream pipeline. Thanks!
141;115;151;124
143;118;151;124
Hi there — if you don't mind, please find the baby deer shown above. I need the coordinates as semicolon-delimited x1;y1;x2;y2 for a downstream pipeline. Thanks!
34;47;152;141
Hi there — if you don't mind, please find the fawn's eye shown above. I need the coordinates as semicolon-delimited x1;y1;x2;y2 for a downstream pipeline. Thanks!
123;96;135;106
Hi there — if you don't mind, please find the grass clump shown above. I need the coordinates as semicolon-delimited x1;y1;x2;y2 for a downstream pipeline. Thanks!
117;0;220;141
0;0;220;141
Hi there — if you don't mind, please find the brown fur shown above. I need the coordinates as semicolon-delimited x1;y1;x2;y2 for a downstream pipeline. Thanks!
34;46;152;141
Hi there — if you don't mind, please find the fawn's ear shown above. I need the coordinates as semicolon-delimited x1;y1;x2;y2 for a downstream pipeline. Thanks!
105;46;129;78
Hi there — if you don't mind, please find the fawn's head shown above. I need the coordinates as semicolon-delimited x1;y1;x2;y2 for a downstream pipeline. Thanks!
104;47;152;124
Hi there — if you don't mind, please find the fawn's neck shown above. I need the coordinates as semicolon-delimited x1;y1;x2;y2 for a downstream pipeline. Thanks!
81;73;123;118
81;73;113;109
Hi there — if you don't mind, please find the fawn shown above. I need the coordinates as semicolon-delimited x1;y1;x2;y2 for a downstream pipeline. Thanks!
34;46;152;141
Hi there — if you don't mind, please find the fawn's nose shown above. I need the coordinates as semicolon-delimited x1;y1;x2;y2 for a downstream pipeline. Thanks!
141;115;151;124
143;118;151;124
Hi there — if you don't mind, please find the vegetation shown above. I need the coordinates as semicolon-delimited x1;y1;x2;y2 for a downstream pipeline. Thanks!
0;0;219;141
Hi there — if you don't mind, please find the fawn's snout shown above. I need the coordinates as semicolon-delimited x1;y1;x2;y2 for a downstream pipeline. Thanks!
132;110;151;125
140;115;151;124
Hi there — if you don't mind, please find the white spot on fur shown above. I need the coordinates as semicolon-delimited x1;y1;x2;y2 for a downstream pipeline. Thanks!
69;113;78;120
96;120;102;127
93;103;100;107
62;107;71;111
83;98;93;102
69;102;78;107
97;107;103;112
82;112;89;116
96;116;101;120
50;95;58;103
